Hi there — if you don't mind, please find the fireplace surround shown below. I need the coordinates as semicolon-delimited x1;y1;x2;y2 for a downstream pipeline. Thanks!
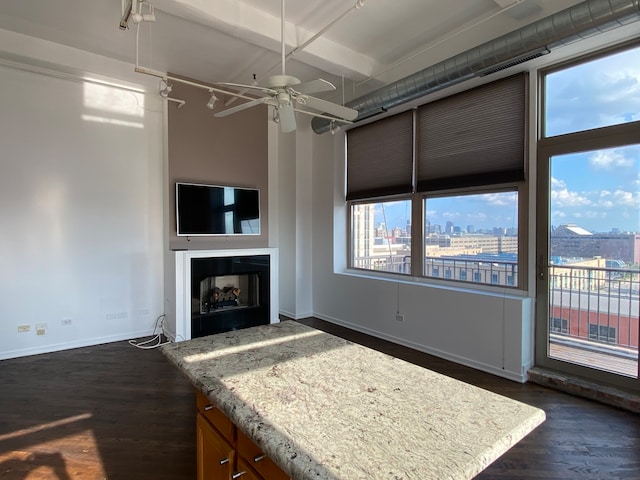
174;248;279;340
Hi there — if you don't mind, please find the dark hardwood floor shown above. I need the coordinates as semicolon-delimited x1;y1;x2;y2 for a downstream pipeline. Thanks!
0;337;196;479
1;318;639;479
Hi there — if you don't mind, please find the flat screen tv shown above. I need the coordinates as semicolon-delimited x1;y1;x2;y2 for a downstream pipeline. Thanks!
176;182;260;236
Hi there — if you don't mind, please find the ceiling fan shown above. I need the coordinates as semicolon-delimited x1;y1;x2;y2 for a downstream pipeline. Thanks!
213;0;358;133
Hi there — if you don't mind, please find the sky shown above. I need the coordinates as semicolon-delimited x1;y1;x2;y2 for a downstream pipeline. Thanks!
545;45;640;233
374;45;640;234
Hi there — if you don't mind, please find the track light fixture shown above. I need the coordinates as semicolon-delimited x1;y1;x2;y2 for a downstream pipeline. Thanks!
272;108;280;124
206;92;219;110
330;121;341;135
131;0;156;24
159;79;172;98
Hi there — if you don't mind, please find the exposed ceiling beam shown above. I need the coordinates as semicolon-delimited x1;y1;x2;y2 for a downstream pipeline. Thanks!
151;0;377;80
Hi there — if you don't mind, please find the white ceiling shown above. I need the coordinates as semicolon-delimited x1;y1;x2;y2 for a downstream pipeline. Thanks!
0;0;586;102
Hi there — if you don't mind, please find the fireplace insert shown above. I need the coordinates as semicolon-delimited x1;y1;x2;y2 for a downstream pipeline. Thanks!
190;255;270;337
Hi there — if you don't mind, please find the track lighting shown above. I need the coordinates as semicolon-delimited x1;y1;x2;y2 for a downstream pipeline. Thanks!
206;92;219;110
131;0;156;24
272;108;280;124
330;121;341;135
159;80;172;98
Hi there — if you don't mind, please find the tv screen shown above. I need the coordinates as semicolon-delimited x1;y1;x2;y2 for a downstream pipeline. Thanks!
176;182;260;236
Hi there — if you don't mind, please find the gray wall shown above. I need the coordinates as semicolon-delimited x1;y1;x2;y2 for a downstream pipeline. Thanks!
167;81;269;251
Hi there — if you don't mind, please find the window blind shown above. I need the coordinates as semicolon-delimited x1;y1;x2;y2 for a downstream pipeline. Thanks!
416;73;527;192
346;110;414;201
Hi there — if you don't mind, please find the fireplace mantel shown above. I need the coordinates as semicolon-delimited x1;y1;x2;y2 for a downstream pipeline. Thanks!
174;248;279;341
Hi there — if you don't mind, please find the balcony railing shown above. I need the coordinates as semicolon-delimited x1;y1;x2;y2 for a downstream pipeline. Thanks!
548;264;639;376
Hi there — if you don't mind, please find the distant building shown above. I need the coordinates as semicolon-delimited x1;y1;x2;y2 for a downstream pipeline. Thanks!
425;234;517;254
445;221;454;234
551;224;640;264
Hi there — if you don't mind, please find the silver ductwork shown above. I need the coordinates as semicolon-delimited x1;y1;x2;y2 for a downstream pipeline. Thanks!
312;0;640;134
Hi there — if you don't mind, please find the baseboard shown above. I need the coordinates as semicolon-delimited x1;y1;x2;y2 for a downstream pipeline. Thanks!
279;310;313;321
313;313;528;383
0;329;157;360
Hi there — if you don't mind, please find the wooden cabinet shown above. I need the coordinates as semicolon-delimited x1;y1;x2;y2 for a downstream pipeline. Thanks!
196;391;290;480
237;429;289;480
197;413;234;480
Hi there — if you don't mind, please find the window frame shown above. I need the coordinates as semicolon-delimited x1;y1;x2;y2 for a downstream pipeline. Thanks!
347;183;528;290
348;194;414;276
346;74;530;292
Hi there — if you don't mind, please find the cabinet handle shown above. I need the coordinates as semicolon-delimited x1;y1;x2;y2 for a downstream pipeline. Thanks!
232;471;247;479
204;404;214;411
253;454;267;462
219;457;230;465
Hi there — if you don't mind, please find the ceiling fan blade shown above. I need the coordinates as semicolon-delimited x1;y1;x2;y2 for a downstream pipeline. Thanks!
293;78;336;95
214;97;269;118
298;95;358;121
278;104;296;133
217;82;276;95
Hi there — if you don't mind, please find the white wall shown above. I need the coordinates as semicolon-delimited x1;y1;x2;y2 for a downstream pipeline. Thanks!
0;30;164;359
277;127;297;317
276;119;315;320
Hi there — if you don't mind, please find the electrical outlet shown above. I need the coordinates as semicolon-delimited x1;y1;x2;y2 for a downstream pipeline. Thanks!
62;318;73;326
36;323;47;336
395;314;405;323
18;324;31;333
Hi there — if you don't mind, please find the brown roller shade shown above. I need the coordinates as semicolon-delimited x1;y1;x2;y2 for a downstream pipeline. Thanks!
346;110;414;201
416;73;527;192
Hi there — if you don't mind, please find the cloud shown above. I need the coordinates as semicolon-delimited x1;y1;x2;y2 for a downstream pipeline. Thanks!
612;189;639;207
550;187;592;207
544;47;640;136
478;192;516;206
589;149;634;169
551;177;567;189
465;212;488;221
441;211;461;220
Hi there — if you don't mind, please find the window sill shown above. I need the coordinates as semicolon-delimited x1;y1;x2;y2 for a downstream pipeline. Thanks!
338;268;530;299
528;366;640;414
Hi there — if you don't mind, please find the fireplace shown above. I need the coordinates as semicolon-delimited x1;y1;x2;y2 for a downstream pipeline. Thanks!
173;249;279;341
190;255;269;338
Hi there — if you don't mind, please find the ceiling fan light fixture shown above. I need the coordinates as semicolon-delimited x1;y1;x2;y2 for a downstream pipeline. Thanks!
204;0;356;133
206;92;219;110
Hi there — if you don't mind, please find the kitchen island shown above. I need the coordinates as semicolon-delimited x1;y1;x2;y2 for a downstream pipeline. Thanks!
162;320;545;479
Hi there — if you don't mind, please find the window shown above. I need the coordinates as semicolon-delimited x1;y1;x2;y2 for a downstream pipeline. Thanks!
537;43;639;382
423;192;518;286
347;74;527;289
350;199;412;274
544;46;640;137
589;324;617;344
550;317;568;334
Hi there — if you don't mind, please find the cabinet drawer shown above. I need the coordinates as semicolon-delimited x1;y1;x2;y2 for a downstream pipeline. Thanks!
237;429;289;480
196;390;235;444
234;457;262;480
196;413;234;480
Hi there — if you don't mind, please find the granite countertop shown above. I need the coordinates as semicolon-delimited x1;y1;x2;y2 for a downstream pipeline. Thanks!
162;321;545;480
